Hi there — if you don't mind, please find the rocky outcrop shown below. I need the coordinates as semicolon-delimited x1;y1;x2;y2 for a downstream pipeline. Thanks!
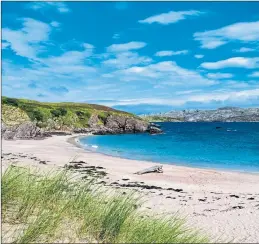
88;114;99;127
73;114;161;135
15;122;43;139
104;115;148;133
2;122;44;140
147;125;163;134
2;114;162;141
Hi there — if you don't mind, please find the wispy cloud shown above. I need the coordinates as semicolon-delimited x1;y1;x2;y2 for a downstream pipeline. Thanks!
2;18;53;60
28;2;70;13
155;50;188;57
114;61;216;86
201;57;259;69
207;73;233;79
249;71;259;78
103;51;152;69
107;41;146;52
91;88;259;108
194;21;259;49
233;47;257;53
194;54;204;59
1;41;10;49
50;21;60;28
139;10;204;25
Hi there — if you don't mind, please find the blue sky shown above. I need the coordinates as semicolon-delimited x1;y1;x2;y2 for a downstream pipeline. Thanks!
2;1;259;114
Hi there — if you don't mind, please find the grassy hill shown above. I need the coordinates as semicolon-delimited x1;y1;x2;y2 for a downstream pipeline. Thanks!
2;96;136;130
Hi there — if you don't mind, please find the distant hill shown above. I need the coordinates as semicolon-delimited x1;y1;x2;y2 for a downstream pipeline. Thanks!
141;107;259;122
1;96;137;130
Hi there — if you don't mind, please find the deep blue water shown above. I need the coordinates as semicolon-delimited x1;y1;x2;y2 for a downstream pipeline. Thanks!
79;122;259;172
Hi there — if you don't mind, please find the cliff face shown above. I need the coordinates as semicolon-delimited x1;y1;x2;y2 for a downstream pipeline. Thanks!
2;97;161;139
141;107;259;122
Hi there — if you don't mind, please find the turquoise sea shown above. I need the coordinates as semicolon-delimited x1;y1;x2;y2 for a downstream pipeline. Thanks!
79;122;259;173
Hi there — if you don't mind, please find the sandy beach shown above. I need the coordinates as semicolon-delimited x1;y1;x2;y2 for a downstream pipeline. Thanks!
2;134;259;243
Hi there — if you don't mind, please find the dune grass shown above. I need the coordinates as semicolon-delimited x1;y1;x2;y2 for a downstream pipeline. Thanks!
2;165;211;243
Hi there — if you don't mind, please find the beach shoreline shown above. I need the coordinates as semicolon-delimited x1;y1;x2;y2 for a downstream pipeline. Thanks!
2;134;259;242
69;134;259;176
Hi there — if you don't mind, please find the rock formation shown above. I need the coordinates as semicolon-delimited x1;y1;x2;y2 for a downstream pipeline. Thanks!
74;114;162;135
2;122;44;140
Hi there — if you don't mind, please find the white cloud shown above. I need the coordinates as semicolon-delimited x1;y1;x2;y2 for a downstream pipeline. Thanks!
234;47;257;53
107;42;146;52
2;41;10;49
201;57;259;69
94;88;259;107
115;61;216;86
139;10;204;25
43;45;94;67
2;18;52;60
50;21;60;28
194;54;204;59
194;21;259;49
28;2;70;13
207;73;233;79
155;50;188;57
103;51;152;69
249;71;259;78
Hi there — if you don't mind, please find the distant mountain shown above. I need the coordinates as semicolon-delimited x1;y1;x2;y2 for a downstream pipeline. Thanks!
140;107;259;122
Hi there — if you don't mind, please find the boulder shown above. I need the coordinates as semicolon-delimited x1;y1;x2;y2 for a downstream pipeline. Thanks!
125;117;148;132
105;115;126;133
14;122;43;139
3;131;16;140
147;125;163;134
104;115;149;133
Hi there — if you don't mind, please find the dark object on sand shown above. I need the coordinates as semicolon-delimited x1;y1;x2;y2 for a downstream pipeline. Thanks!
134;165;163;175
247;197;255;200
230;194;239;198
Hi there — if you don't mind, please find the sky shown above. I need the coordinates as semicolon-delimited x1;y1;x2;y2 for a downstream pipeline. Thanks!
2;1;259;114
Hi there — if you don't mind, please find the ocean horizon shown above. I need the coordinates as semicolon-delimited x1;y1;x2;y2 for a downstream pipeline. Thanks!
79;122;259;173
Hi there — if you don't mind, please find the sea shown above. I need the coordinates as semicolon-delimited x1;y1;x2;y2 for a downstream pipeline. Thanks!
79;122;259;173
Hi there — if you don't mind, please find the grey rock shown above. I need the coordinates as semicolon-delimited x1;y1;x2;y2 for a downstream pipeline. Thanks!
3;131;16;140
103;114;149;134
14;122;43;139
88;114;99;127
147;125;163;134
1;122;7;134
73;114;161;135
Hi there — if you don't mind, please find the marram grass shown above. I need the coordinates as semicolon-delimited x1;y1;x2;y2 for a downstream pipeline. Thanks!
2;165;211;243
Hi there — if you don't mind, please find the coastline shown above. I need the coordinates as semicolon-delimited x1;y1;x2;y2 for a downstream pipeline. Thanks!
70;134;259;176
2;134;259;243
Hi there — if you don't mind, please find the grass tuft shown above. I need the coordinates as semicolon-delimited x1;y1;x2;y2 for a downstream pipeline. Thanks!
2;165;211;243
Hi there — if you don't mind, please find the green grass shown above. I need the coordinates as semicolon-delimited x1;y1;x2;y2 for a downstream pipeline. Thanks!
2;165;211;243
2;96;137;130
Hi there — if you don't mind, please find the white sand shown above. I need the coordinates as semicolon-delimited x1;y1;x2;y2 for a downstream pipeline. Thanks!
2;134;259;243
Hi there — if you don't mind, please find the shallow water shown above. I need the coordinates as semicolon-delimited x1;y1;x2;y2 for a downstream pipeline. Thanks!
79;122;259;172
